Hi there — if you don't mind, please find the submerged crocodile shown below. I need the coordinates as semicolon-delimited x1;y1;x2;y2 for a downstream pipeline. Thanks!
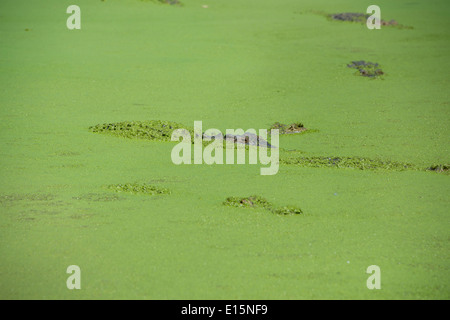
200;132;276;148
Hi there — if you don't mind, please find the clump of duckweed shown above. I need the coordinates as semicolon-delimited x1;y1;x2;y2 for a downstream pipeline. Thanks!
427;164;449;173
141;0;182;5
281;155;415;171
107;183;170;196
272;206;303;215
330;13;369;23
224;195;272;209
73;193;123;202
223;195;302;216
0;193;55;203
90;120;277;149
329;13;412;28
160;0;181;4
205;132;276;148
89;120;191;142
269;122;308;134
347;61;384;78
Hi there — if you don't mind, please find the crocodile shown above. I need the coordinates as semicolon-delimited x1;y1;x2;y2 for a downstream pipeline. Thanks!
200;132;276;148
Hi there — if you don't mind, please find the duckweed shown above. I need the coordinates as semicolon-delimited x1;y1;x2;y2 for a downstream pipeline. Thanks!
89;120;275;149
281;155;415;171
347;61;384;78
141;0;182;5
223;195;302;216
329;13;412;28
0;193;55;203
427;164;449;173
107;183;171;196
160;0;181;4
330;13;369;23
73;193;123;202
223;195;272;209
89;120;192;142
269;122;307;134
272;206;303;215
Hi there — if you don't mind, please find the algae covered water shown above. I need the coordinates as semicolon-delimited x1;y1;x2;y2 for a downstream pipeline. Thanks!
0;0;449;299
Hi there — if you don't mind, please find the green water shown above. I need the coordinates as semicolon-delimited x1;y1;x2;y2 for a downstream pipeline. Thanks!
0;0;449;299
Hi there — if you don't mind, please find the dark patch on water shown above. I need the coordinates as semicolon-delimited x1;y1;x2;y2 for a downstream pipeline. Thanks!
224;195;302;215
0;193;55;203
329;12;411;28
140;0;182;6
347;61;384;78
161;0;181;5
89;120;189;142
107;183;171;196
52;151;81;157
269;122;308;134
147;177;185;184
90;120;275;148
427;164;449;173
73;193;124;202
330;13;369;23
281;155;415;171
202;132;276;149
224;195;272;209
326;12;413;29
50;163;85;169
272;206;303;215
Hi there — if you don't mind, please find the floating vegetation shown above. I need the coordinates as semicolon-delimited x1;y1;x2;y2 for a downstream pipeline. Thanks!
107;183;171;196
223;195;302;215
90;120;275;148
281;155;415;171
140;0;182;6
269;122;308;134
52;151;81;157
160;0;182;4
330;13;369;23
89;120;191;142
223;195;272;209
347;61;384;78
73;193;123;202
272;206;303;215
329;13;412;28
202;132;275;148
0;193;55;203
427;164;449;173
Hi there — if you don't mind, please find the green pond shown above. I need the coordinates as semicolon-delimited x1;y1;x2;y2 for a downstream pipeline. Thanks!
0;0;449;299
